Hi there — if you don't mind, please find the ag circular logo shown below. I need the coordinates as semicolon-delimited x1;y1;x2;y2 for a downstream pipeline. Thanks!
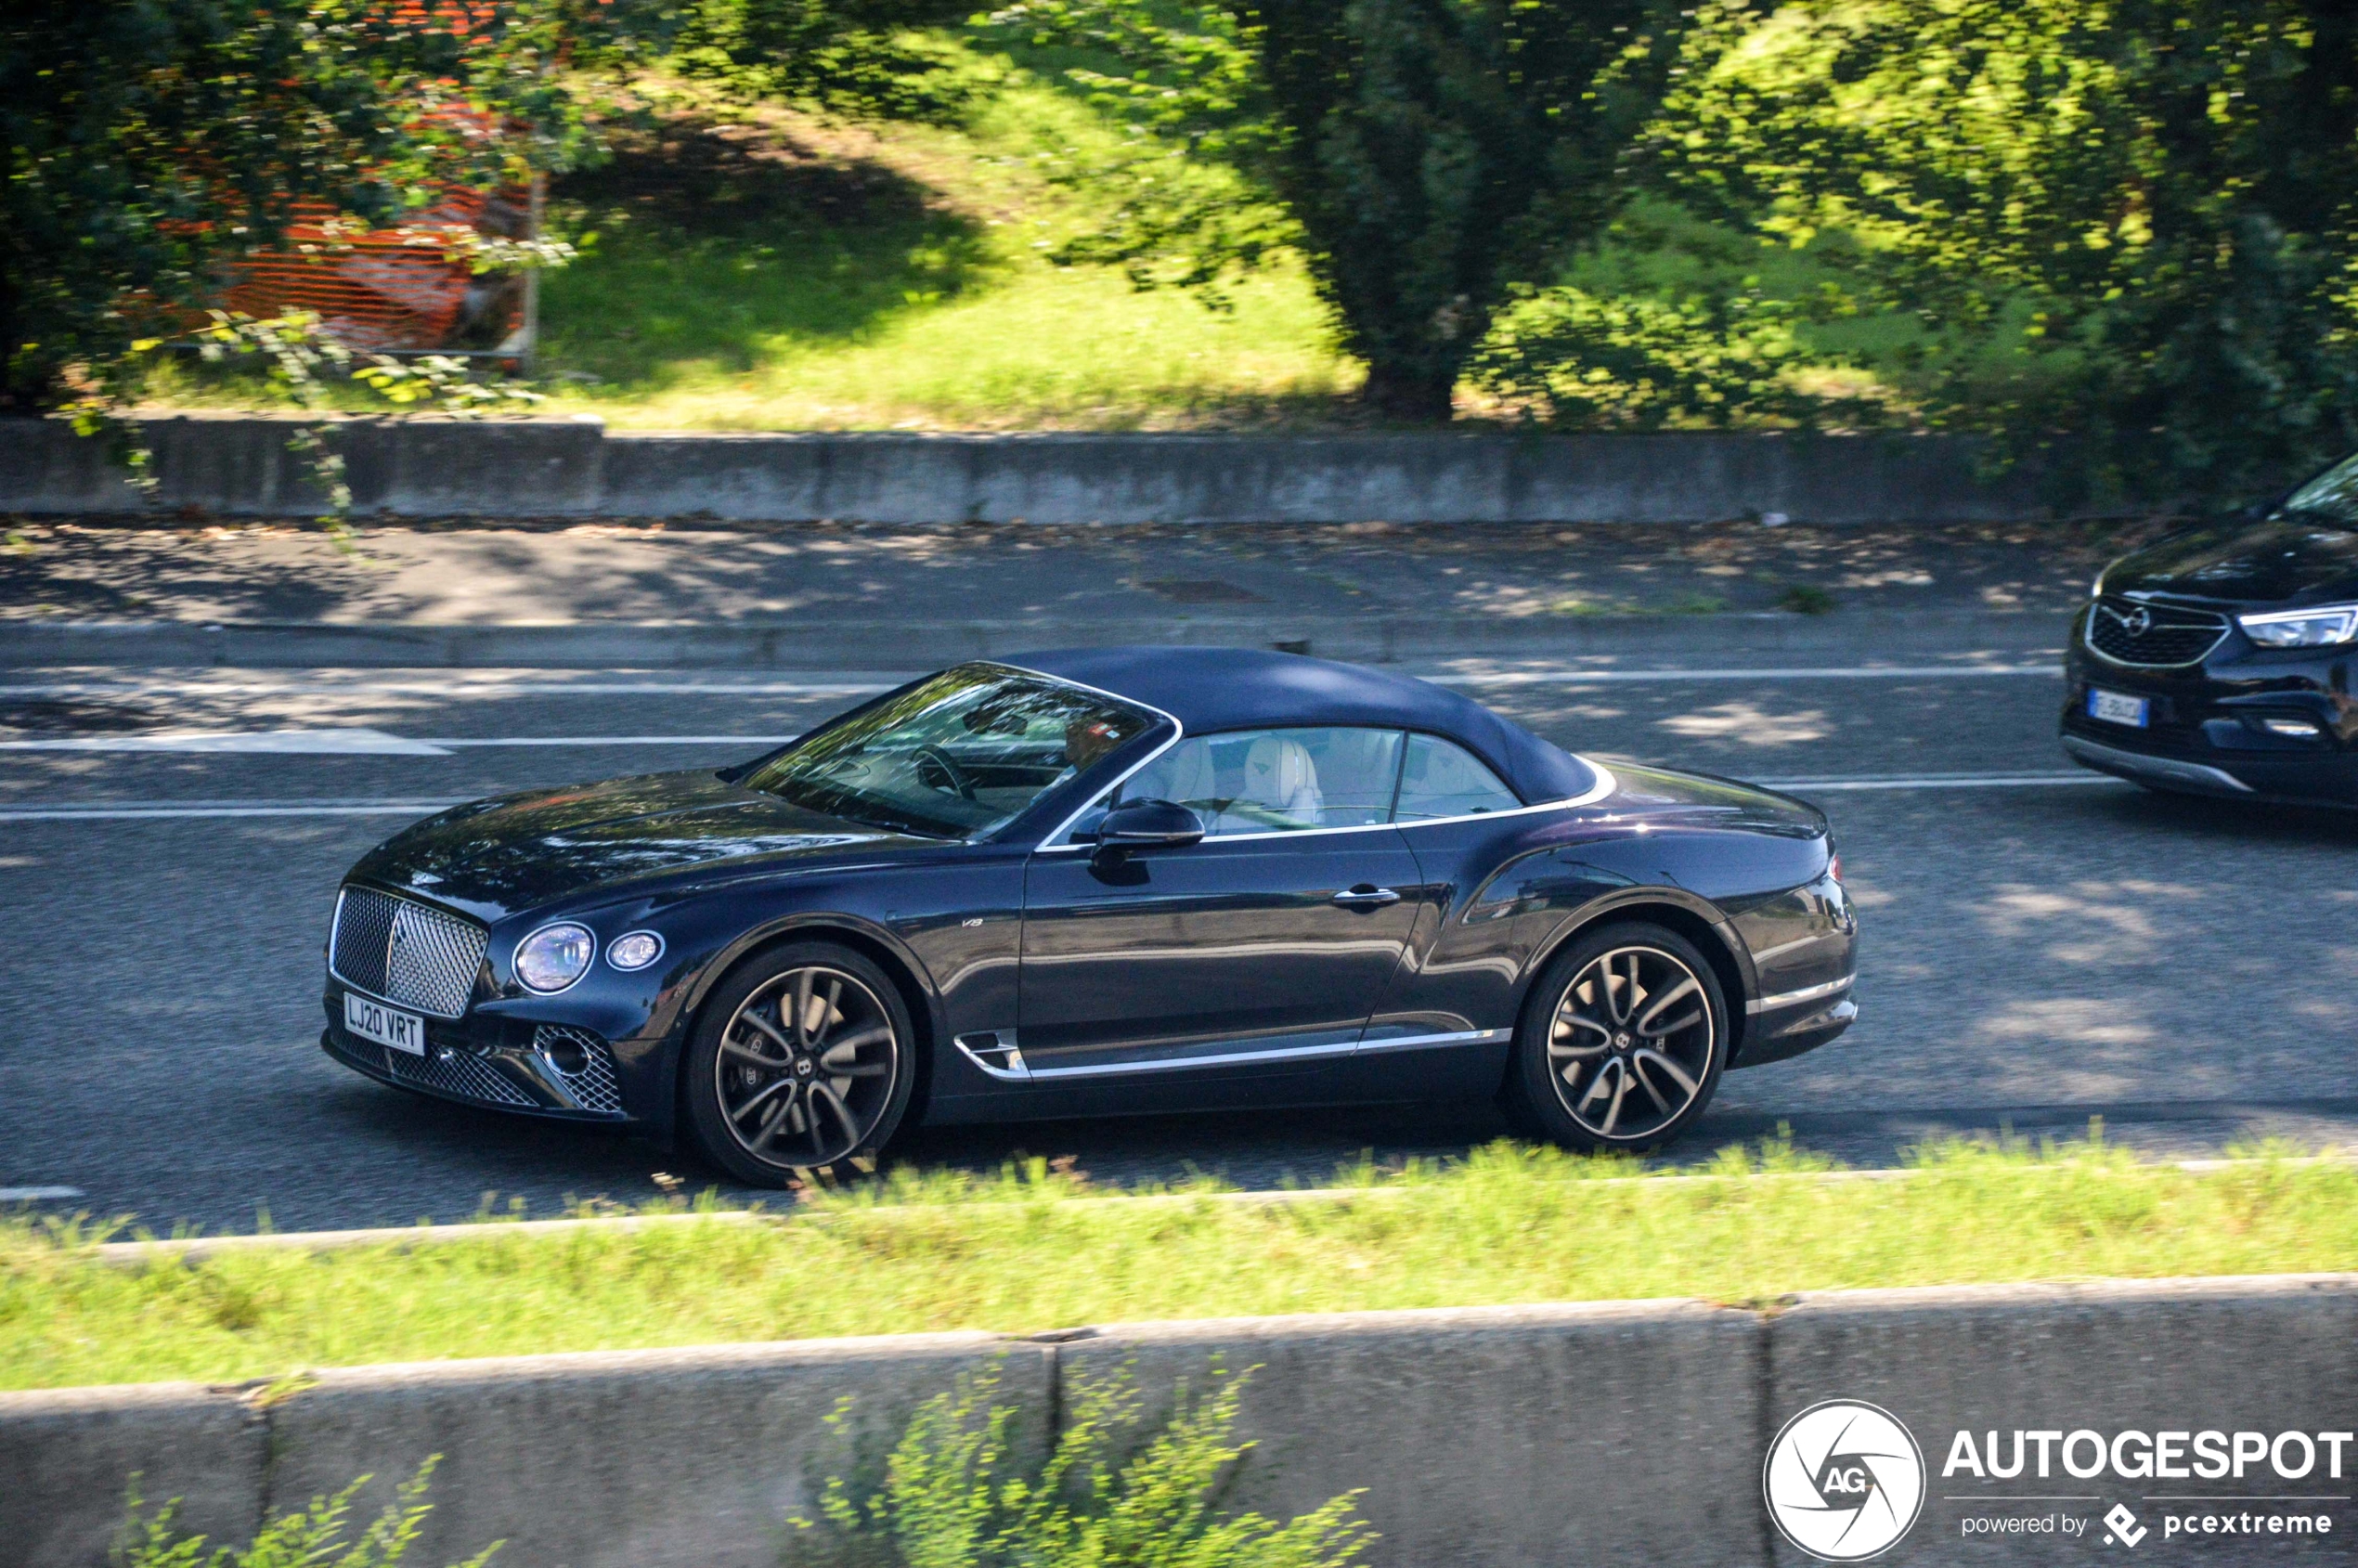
1762;1399;1926;1562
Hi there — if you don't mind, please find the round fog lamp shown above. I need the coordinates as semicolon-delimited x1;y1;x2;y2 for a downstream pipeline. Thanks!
607;930;664;971
515;923;595;993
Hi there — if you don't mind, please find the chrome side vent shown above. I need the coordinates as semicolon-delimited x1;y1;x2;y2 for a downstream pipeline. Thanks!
954;1030;1028;1082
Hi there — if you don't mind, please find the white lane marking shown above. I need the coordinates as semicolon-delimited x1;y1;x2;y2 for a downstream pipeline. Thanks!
0;678;898;698
0;664;2063;701
0;729;452;755
1760;773;2120;791
0;771;2126;821
1430;664;2062;685
425;735;795;747
0;732;791;751
0;1186;86;1201
0;804;460;821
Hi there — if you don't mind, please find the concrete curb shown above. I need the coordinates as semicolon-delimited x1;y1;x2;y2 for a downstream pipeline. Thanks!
6;1276;2355;1567
0;416;2056;525
0;605;2069;669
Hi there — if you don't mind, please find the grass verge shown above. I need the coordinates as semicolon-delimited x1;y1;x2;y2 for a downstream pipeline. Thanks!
7;1135;2351;1393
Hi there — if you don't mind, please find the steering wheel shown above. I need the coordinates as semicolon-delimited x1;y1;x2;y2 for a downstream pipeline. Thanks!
913;743;979;801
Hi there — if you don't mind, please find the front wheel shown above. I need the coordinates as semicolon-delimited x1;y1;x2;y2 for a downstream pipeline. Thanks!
1503;922;1730;1154
682;941;915;1186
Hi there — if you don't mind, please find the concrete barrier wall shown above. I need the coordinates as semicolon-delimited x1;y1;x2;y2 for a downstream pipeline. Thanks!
0;415;2054;525
7;1278;2352;1568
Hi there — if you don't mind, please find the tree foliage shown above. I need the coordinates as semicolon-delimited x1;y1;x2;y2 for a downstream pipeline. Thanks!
0;0;675;412
995;0;1690;420
680;0;985;123
1664;0;2358;499
1;0;980;416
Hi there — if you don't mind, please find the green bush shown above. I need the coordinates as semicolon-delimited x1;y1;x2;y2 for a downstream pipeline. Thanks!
794;1365;1371;1568
114;1460;497;1568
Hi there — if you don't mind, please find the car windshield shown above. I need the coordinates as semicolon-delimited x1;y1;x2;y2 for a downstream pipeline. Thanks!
739;666;1156;839
2281;453;2358;523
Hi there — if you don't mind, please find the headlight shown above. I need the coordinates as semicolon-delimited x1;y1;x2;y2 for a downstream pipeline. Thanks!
2238;604;2358;648
2091;570;2106;599
607;930;664;971
515;922;595;992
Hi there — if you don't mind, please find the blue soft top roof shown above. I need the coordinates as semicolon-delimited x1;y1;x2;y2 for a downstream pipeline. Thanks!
1004;646;1596;806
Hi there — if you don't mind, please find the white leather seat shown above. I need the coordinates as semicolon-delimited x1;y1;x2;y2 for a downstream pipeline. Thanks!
1238;734;1322;823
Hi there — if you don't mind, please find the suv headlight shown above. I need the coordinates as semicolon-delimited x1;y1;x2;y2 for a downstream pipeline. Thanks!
2238;604;2358;648
515;922;595;992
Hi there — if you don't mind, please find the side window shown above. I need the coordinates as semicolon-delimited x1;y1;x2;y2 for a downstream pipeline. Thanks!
1108;727;1405;836
1393;734;1522;821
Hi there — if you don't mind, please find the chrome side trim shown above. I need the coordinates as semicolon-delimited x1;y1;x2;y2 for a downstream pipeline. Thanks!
953;1025;1509;1083
1354;1027;1512;1056
2061;734;2253;795
1745;975;1856;1017
1027;1036;1362;1081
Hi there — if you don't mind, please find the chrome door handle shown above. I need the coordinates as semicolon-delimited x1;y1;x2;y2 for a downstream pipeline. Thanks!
1332;886;1402;909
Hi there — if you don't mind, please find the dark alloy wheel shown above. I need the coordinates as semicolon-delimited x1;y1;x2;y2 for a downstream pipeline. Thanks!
1504;922;1729;1153
683;941;915;1185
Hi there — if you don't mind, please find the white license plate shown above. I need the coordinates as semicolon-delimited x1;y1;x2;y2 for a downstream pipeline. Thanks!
344;991;425;1056
2088;688;2150;728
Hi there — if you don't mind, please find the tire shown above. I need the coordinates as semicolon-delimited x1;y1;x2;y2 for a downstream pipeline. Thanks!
1501;921;1730;1154
682;940;917;1186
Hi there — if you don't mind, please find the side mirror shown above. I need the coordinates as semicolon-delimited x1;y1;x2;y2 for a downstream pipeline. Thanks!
1089;798;1205;862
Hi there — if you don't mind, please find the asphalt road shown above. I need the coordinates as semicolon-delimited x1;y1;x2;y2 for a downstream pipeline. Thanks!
4;653;2354;1233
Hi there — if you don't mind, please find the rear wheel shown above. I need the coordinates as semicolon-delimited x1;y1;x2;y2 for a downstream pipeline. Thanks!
1502;922;1729;1154
683;941;915;1186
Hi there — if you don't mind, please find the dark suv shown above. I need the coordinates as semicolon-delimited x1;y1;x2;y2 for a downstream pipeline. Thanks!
2064;453;2358;806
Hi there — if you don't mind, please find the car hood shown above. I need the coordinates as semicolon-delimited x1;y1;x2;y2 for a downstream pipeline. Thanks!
2103;514;2358;606
347;770;940;920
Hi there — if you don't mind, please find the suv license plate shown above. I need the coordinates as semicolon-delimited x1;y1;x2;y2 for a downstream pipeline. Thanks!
2088;689;2149;728
344;991;425;1056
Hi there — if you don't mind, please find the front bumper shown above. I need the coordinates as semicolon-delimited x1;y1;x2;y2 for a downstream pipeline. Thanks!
2060;604;2358;808
322;981;636;1121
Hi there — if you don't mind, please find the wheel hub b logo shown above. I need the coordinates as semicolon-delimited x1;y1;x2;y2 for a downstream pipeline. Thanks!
1764;1400;1926;1561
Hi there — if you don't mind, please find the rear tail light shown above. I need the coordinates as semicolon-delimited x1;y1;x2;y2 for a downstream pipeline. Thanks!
1828;853;1843;884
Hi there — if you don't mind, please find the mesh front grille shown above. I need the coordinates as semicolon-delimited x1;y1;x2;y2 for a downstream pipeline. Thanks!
330;887;487;1019
389;1046;536;1107
2087;596;2230;667
534;1025;626;1114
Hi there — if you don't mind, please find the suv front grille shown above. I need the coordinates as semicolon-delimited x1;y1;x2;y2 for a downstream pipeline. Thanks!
330;887;487;1018
2086;596;2231;667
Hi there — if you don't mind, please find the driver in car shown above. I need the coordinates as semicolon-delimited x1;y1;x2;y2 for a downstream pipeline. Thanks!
1062;716;1127;779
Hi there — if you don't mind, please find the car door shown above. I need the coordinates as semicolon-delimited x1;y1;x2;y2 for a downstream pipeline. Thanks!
1017;726;1425;1087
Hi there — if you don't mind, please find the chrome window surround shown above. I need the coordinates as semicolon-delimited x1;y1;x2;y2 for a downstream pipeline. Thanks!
1033;721;1619;851
954;1025;1509;1083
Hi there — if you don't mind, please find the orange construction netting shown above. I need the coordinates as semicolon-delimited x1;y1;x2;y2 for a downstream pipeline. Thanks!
219;183;530;355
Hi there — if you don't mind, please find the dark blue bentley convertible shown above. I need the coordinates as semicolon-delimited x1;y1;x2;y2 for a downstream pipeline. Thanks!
322;647;1858;1183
